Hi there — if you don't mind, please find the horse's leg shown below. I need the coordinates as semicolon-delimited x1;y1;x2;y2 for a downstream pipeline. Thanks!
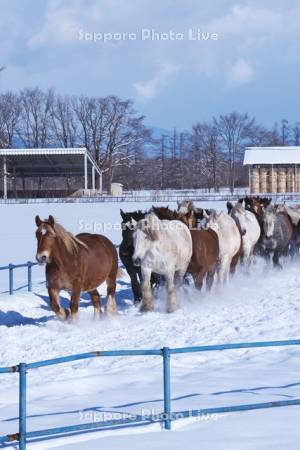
272;249;282;269
140;268;154;312
193;272;204;291
48;287;68;320
243;245;252;271
206;269;215;291
218;258;229;284
106;272;117;315
166;273;177;313
175;268;186;288
127;266;142;304
70;288;81;321
89;289;102;318
230;252;240;276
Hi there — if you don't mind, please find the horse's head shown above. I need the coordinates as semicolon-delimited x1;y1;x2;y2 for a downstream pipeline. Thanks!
120;209;145;250
177;200;192;215
35;215;57;264
202;209;220;233
177;200;204;229
132;213;160;266
262;205;276;239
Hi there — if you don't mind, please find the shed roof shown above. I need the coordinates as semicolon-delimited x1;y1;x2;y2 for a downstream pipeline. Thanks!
244;147;300;165
0;148;101;177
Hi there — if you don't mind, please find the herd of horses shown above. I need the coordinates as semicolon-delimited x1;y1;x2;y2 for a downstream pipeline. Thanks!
34;196;300;320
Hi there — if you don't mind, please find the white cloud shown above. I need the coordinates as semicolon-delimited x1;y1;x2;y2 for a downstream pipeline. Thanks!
227;58;255;86
133;62;179;102
27;0;103;48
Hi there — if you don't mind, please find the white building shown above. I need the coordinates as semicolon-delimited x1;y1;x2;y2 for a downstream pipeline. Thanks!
243;147;300;194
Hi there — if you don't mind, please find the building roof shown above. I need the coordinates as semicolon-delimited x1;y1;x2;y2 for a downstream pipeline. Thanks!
244;147;300;165
0;148;101;177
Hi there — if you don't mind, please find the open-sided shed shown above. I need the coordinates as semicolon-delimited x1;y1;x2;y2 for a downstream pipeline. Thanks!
0;148;102;199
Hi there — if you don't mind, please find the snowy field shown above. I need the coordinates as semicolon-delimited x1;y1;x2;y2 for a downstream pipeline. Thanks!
1;200;300;449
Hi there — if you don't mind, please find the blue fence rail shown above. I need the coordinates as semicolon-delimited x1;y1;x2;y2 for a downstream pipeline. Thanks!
0;261;38;295
0;246;120;296
1;339;300;449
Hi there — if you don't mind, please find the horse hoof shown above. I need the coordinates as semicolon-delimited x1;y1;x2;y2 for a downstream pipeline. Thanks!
57;308;70;321
139;304;154;313
106;307;117;315
93;310;102;320
70;313;79;322
167;306;177;314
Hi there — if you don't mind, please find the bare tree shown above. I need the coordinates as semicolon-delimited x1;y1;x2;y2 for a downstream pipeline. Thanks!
247;124;278;146
50;95;78;147
191;123;224;191
0;92;21;148
100;97;150;192
292;122;300;145
17;87;54;148
280;119;290;145
214;112;255;193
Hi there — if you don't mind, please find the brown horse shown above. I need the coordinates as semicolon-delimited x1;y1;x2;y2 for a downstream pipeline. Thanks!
187;229;219;290
35;215;118;320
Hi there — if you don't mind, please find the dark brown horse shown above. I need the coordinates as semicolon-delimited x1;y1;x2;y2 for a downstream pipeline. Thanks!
35;215;118;320
187;229;219;290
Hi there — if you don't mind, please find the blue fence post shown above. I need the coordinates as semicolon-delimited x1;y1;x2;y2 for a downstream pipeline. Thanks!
162;347;171;430
27;262;32;292
8;264;14;295
19;363;27;450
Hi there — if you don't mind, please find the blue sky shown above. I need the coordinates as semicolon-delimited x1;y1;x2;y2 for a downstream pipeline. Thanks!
0;0;300;130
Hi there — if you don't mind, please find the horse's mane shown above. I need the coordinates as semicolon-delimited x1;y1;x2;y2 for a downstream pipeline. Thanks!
53;223;88;255
121;210;146;222
233;202;246;214
152;206;180;221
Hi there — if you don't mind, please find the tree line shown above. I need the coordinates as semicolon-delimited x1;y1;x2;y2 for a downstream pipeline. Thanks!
0;87;298;193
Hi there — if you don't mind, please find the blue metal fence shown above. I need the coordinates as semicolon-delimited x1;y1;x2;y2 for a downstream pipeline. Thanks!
0;246;120;296
0;261;38;295
1;339;300;449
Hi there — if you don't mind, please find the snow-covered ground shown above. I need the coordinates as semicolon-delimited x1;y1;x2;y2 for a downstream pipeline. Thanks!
1;200;300;449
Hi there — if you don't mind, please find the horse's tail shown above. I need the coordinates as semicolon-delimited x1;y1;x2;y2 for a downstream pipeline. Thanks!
117;267;127;279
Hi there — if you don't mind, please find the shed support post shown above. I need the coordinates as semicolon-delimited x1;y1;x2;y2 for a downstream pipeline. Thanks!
84;153;88;191
3;156;7;199
92;166;95;191
248;166;250;194
99;171;103;194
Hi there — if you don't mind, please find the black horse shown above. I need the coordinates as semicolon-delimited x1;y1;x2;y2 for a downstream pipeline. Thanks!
119;209;161;304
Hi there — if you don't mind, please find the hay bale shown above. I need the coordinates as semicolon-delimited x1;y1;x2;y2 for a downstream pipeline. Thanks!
250;167;260;193
287;167;295;192
296;167;300;192
269;167;277;193
278;167;287;193
260;167;268;193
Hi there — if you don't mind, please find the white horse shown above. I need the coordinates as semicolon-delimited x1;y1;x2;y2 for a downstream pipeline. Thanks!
132;212;192;313
202;210;241;283
227;201;261;267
